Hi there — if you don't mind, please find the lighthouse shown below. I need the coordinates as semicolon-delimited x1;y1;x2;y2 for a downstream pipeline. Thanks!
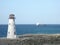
7;14;16;39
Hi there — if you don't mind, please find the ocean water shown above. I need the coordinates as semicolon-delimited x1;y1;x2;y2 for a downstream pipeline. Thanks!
0;24;60;37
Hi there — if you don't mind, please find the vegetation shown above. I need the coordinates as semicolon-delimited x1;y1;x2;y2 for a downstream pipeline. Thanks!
0;34;60;45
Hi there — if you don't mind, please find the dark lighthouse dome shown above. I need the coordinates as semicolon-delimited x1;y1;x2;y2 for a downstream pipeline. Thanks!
9;14;15;19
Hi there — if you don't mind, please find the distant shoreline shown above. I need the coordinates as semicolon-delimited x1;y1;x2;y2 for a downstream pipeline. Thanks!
1;33;60;39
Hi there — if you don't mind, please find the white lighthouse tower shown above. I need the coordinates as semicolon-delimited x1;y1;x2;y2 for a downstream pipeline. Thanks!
7;14;16;39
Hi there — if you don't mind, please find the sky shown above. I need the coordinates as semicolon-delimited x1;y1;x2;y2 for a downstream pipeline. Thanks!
0;0;60;24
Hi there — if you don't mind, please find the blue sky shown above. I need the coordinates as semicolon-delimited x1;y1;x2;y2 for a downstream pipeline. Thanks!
0;0;60;24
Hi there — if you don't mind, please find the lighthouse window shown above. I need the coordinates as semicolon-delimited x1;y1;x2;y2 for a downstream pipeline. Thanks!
8;32;10;34
9;23;11;25
14;32;16;34
14;27;15;29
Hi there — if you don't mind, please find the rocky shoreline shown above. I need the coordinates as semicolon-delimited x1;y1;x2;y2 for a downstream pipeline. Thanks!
0;34;60;45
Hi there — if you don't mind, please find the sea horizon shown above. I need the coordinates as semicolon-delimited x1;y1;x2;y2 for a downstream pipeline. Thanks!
0;24;60;37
